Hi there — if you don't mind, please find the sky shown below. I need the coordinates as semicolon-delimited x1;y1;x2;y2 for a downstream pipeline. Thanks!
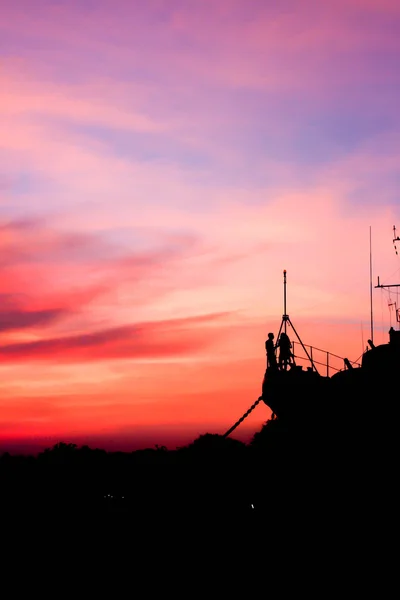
1;0;400;454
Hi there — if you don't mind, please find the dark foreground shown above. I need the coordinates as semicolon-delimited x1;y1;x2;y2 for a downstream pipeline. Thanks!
1;425;397;557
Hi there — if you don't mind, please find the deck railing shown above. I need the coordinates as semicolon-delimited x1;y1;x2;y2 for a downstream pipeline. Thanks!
291;341;361;377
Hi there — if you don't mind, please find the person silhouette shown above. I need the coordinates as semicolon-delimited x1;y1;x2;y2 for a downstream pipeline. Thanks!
265;333;277;370
277;332;295;370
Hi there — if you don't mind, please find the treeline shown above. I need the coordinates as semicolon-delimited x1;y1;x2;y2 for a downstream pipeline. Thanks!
0;415;392;535
0;422;290;519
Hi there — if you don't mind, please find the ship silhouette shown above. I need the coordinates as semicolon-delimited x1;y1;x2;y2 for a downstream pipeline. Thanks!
224;228;400;441
261;323;399;430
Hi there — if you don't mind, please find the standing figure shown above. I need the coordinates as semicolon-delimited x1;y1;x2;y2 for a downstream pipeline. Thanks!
278;332;295;370
265;332;277;370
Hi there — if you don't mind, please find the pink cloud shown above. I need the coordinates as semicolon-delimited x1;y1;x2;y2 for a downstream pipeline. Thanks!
1;68;168;134
0;311;233;363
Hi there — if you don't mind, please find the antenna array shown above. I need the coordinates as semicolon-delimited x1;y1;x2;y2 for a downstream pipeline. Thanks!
393;225;400;255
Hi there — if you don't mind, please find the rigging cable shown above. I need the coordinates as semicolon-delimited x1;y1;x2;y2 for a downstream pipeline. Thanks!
353;352;364;364
388;290;393;329
360;321;364;355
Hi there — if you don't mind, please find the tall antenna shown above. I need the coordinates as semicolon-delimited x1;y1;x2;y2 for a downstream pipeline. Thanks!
370;226;374;345
283;269;287;335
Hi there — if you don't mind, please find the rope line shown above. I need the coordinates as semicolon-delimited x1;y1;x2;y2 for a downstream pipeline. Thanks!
223;396;263;438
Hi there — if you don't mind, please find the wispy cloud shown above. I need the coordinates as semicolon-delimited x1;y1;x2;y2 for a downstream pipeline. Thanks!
0;311;233;363
0;308;67;332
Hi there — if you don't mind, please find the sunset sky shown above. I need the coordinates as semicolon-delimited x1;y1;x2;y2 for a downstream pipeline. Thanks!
1;0;400;453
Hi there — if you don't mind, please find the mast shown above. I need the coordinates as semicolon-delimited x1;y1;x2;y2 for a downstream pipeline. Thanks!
275;269;318;372
370;226;374;345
